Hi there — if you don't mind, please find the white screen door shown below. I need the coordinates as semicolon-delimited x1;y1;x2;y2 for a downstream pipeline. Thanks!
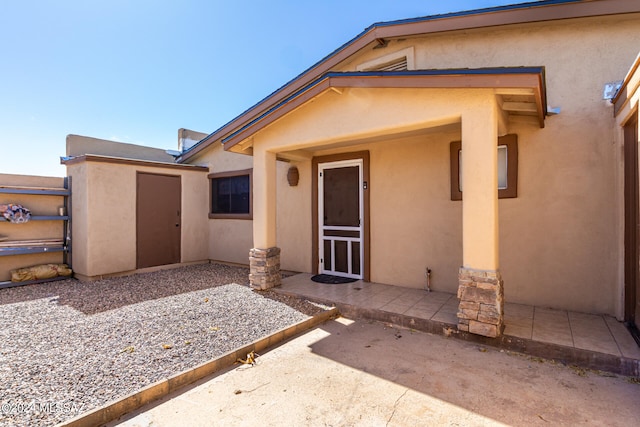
318;159;364;279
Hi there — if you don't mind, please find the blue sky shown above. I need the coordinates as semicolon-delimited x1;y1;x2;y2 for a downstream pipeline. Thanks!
1;0;533;177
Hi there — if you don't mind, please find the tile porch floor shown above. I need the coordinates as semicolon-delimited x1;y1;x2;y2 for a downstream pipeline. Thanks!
276;273;640;361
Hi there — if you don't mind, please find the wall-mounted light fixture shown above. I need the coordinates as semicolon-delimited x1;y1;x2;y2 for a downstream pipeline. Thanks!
287;166;299;186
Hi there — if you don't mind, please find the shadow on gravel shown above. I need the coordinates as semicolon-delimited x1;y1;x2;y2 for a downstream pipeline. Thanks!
0;263;250;314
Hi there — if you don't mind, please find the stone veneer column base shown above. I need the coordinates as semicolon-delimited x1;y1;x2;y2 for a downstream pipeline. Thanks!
457;267;504;338
249;247;281;290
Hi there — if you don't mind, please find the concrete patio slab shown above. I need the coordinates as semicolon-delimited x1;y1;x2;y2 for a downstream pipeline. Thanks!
112;318;640;427
275;273;640;376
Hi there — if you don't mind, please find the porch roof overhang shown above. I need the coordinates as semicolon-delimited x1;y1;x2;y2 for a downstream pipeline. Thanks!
613;52;640;119
177;0;638;163
222;68;547;152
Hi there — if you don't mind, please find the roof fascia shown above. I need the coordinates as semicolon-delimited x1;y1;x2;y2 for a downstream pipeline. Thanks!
221;68;547;149
614;52;640;117
371;0;636;38
62;154;210;171
179;0;636;162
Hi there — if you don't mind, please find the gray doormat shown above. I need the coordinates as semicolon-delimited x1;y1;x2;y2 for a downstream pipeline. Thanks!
311;274;357;284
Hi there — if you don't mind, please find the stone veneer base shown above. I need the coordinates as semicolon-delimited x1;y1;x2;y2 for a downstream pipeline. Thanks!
249;247;281;290
457;267;504;338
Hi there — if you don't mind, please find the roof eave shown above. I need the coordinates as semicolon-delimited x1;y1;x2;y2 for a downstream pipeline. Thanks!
221;68;547;150
178;0;638;163
614;52;640;117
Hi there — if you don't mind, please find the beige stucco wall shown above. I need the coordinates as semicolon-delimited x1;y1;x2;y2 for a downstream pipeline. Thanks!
190;141;253;266
381;14;637;314
0;173;67;281
249;86;509;274
66;160;209;278
311;133;464;290
190;140;312;272
276;160;312;272
247;80;622;313
187;13;640;315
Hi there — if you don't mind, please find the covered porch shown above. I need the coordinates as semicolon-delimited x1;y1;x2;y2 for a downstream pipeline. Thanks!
237;68;548;339
275;273;640;375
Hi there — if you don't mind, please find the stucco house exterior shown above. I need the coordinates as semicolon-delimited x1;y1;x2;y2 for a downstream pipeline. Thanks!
63;0;640;340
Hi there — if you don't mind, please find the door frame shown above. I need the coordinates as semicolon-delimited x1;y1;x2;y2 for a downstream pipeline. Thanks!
624;110;639;330
312;151;370;281
318;159;364;279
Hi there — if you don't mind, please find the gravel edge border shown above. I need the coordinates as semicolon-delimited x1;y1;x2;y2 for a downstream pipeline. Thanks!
56;307;339;427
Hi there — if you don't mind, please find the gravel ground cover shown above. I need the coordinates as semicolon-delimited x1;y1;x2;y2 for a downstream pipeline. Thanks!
0;263;324;427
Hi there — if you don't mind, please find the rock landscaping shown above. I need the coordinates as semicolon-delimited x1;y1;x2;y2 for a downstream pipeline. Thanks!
0;263;321;426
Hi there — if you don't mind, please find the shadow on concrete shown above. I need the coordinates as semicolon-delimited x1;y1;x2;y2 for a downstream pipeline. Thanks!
305;318;640;426
112;317;640;426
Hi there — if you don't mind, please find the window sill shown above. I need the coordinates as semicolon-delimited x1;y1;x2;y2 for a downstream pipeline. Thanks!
209;213;253;220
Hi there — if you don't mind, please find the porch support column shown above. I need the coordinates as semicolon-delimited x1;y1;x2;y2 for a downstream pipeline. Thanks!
249;146;281;289
457;100;504;338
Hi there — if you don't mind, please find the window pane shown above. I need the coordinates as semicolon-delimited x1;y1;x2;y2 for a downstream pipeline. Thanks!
229;175;250;213
323;166;360;227
323;240;331;271
334;240;348;273
352;241;361;275
212;178;230;213
498;145;508;190
211;175;250;214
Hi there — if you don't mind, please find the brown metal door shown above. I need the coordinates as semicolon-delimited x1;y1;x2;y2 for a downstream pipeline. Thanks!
136;172;181;269
624;112;639;332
